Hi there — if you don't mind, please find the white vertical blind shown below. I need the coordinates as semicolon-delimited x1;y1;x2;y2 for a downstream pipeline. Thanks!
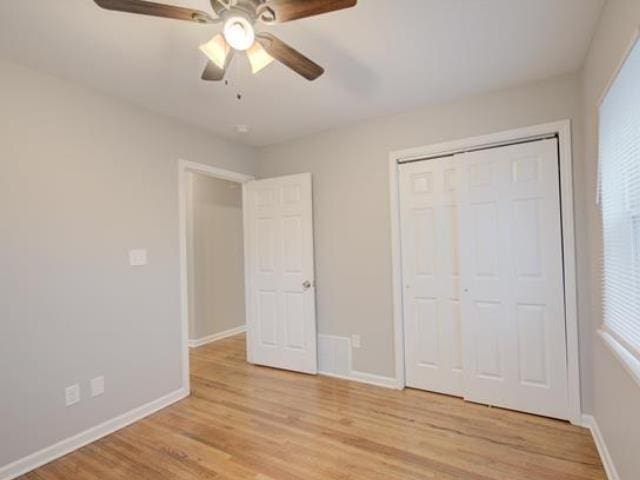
599;36;640;359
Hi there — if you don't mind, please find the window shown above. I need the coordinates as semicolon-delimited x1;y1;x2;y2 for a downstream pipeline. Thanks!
599;35;640;370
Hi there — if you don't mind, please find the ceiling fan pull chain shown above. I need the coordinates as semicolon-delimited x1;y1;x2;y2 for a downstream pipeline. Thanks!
234;54;242;100
222;54;242;100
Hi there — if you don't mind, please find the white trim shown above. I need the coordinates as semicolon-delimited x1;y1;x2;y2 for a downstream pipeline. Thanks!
392;121;571;162
582;414;620;480
319;370;399;389
178;162;190;395
597;27;640;108
599;329;640;388
189;325;247;348
177;160;255;392
179;160;256;185
319;371;358;382
0;388;188;480
389;156;406;390
556;120;582;426
349;370;401;389
242;182;254;364
388;120;582;424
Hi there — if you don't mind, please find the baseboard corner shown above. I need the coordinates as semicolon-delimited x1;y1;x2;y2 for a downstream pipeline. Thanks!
188;325;247;348
581;414;620;480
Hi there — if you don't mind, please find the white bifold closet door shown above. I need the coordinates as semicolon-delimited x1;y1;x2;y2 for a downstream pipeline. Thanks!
400;157;464;396
400;138;569;420
457;138;567;419
244;173;318;375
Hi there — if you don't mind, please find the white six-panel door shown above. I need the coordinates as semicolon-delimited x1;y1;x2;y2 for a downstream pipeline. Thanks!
457;139;567;419
399;157;464;396
244;173;317;374
399;138;569;419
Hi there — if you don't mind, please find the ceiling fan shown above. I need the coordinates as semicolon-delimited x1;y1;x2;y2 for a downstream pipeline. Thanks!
93;0;357;81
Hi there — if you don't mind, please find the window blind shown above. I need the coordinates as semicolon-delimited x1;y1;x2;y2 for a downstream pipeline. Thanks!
599;36;640;359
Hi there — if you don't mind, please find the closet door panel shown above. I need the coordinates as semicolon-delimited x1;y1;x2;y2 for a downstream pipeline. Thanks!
400;158;463;396
457;139;568;420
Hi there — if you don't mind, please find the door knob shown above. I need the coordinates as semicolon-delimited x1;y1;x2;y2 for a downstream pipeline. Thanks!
303;280;312;290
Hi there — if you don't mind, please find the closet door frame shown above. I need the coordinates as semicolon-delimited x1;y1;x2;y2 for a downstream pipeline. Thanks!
388;120;581;425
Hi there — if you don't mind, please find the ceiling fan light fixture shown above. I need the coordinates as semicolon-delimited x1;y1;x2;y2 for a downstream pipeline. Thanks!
223;16;255;51
92;0;360;82
247;42;274;74
199;34;230;69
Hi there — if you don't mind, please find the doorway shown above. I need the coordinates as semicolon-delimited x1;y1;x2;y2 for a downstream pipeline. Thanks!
186;172;247;347
178;161;254;392
178;162;319;393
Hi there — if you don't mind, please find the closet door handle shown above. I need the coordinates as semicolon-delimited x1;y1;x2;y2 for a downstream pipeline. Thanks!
302;280;312;290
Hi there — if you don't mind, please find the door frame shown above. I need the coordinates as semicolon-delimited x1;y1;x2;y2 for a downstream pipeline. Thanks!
388;120;582;424
178;159;255;394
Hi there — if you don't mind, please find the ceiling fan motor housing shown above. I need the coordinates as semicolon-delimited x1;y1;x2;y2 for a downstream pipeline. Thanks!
219;0;261;23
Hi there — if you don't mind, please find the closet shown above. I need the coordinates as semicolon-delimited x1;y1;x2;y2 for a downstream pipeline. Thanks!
399;138;568;420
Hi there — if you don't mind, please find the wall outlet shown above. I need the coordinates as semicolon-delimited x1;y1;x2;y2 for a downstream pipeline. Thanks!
90;376;105;397
128;249;147;267
351;334;361;349
65;384;80;407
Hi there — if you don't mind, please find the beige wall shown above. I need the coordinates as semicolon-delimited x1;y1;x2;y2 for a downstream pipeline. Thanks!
187;173;245;340
257;73;587;382
582;1;640;478
0;59;256;468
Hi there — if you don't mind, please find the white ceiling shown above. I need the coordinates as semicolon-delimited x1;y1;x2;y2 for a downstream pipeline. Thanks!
0;0;604;146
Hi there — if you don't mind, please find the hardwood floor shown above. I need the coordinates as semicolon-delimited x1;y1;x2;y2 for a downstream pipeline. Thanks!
20;334;605;479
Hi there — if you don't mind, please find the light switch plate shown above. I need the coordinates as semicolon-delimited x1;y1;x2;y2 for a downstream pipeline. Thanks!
351;334;361;349
65;384;80;407
90;376;105;397
129;249;147;267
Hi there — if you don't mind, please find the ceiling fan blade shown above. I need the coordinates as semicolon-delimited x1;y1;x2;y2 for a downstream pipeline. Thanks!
202;49;234;81
93;0;216;23
202;61;225;81
262;0;356;23
256;33;324;81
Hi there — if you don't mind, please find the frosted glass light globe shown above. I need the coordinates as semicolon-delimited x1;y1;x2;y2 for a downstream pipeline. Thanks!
223;16;255;51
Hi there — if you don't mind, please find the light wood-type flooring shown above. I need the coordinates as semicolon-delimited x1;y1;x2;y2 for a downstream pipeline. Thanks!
20;334;605;479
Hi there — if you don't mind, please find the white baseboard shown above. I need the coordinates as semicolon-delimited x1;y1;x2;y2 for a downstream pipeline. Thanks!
0;387;189;480
317;334;400;389
582;414;620;480
349;369;401;389
189;325;246;348
320;369;399;389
